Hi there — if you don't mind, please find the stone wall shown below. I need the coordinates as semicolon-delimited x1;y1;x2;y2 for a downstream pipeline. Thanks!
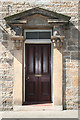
0;1;14;109
0;0;79;110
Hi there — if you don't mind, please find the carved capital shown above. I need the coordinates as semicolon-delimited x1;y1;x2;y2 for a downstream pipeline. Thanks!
51;35;64;48
11;36;25;50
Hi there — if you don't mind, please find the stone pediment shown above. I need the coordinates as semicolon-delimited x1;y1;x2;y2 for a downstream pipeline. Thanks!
4;7;71;24
4;7;71;50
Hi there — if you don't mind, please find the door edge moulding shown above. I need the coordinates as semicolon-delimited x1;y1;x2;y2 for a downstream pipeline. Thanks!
23;30;53;103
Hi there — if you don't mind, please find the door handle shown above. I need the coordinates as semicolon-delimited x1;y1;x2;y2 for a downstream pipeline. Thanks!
35;74;42;77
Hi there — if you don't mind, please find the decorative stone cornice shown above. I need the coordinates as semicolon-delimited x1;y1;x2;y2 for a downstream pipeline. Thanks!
7;20;27;25
11;36;25;50
51;35;65;48
48;19;68;24
4;7;71;22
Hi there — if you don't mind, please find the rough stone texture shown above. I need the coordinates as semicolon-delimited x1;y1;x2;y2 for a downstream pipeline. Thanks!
0;0;79;110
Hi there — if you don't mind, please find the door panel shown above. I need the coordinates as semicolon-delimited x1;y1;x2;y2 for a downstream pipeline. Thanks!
28;47;34;73
35;46;39;74
26;76;38;101
39;76;51;101
25;44;51;102
38;46;42;74
43;47;49;74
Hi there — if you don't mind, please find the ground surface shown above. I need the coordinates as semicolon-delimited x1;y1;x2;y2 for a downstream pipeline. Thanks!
0;110;78;118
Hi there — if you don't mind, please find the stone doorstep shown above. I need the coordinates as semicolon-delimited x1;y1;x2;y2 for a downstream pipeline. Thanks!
13;105;63;111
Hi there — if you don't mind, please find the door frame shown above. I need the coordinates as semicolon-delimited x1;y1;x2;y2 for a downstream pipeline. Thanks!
24;29;53;103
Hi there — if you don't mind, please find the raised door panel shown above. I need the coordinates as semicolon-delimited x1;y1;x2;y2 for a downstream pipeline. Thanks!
25;45;35;74
25;76;38;101
43;46;49;74
39;76;51;101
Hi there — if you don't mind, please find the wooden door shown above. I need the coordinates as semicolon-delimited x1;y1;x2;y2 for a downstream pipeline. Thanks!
25;44;51;102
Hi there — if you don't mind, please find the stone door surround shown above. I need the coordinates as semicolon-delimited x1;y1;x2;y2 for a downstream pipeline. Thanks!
4;7;70;110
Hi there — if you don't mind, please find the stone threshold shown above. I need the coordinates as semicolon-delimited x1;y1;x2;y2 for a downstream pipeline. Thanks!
13;104;63;111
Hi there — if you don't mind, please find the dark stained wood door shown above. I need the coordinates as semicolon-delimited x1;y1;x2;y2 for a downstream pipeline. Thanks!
25;44;51;102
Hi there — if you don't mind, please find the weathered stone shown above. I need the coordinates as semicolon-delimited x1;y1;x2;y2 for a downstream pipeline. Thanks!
63;52;70;56
66;88;78;97
66;69;78;76
72;76;78;87
72;28;78;39
2;41;8;47
68;46;78;51
68;40;78;46
66;79;71;87
63;57;71;62
71;52;78;60
0;0;79;111
63;62;78;69
63;41;67;50
78;52;80;60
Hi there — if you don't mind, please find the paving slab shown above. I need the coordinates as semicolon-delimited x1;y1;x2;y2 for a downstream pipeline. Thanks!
0;110;78;118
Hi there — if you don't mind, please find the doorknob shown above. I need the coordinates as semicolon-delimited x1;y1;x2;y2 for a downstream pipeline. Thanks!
27;77;29;80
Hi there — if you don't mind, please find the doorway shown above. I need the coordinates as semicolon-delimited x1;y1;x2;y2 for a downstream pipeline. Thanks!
25;44;51;103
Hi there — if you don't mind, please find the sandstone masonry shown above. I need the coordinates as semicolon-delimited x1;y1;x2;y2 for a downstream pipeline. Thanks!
0;0;79;110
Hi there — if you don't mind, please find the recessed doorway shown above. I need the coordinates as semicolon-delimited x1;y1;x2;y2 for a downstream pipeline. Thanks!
25;44;51;104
